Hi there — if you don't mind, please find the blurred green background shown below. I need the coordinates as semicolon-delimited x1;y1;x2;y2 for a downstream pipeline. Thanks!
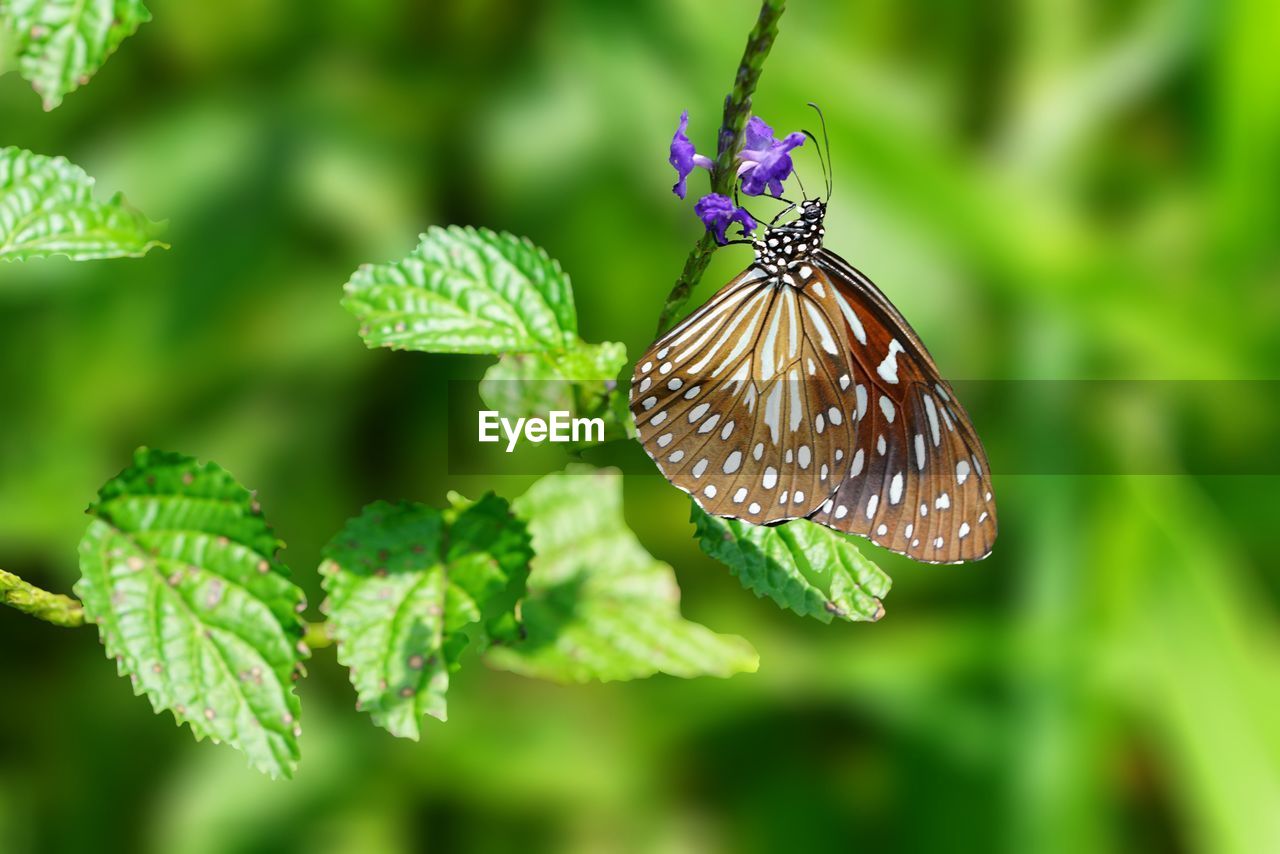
2;0;1278;851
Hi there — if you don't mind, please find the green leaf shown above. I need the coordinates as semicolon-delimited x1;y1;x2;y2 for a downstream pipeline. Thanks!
486;466;759;683
75;448;306;779
0;146;167;263
479;339;634;441
319;494;531;739
342;225;578;355
1;0;152;110
692;505;892;623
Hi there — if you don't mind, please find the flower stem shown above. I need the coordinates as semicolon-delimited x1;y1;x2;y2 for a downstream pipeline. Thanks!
655;0;788;335
0;567;85;628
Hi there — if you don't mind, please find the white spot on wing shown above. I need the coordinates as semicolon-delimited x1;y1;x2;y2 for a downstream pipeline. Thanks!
833;289;868;345
850;448;865;476
804;302;838;355
764;382;783;443
923;395;941;446
876;340;904;384
788;370;803;432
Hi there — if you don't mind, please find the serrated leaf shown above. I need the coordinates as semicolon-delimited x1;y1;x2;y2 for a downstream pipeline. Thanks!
692;505;891;623
479;339;634;441
319;494;531;739
1;0;152;110
342;225;578;354
486;466;758;683
0;146;167;263
74;448;306;779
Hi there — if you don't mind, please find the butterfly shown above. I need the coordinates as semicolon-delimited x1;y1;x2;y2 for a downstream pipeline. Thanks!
630;132;996;563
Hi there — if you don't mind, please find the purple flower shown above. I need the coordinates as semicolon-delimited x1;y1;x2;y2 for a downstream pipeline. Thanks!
695;193;757;244
670;110;714;199
737;116;805;197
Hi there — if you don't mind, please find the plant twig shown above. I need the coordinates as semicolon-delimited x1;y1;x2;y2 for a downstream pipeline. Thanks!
0;567;84;627
0;565;339;649
655;0;788;335
303;620;333;650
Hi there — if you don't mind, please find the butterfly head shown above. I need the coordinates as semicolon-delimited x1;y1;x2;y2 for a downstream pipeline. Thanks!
799;198;826;222
753;199;826;279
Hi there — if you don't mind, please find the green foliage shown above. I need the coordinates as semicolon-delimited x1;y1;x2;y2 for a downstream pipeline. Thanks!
0;0;152;110
0;146;166;263
479;340;635;440
487;466;759;682
343;225;579;354
692;505;891;623
344;226;631;429
74;449;306;779
319;495;531;739
0;0;1275;846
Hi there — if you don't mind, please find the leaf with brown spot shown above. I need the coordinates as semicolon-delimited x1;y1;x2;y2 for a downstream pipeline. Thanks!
75;448;306;778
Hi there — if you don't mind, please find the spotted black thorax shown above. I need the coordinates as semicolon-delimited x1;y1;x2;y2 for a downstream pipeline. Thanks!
752;199;827;285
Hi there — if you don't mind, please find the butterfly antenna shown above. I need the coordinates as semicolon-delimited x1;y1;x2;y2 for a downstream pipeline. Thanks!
791;167;808;200
732;182;764;229
806;102;833;199
800;130;827;201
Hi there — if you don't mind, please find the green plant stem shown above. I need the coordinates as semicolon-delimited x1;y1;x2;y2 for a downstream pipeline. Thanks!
0;566;338;649
303;620;333;650
0;568;84;627
655;0;788;335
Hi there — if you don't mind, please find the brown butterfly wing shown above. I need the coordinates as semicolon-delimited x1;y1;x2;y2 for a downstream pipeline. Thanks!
803;248;997;563
630;267;853;521
631;248;997;564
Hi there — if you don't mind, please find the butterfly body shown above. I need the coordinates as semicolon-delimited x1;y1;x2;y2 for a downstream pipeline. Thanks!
631;199;997;564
